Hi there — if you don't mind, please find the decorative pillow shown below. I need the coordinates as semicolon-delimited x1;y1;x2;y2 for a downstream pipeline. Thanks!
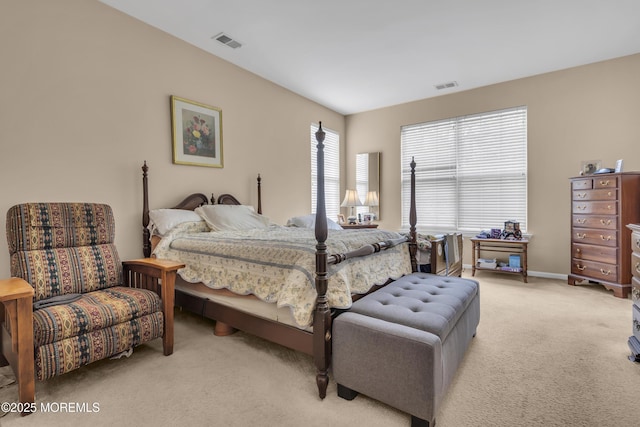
148;209;203;236
286;214;343;230
195;205;271;231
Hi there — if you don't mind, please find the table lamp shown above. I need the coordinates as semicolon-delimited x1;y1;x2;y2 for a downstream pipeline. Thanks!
341;189;362;224
364;190;379;223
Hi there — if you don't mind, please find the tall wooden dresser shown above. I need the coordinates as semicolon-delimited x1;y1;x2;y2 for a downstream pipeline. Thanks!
568;172;640;298
628;224;640;361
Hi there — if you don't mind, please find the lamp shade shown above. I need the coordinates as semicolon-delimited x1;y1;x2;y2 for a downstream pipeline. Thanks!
340;189;362;207
364;190;379;207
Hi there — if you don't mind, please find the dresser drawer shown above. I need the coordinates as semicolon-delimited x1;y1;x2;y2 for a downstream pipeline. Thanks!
572;201;617;215
572;215;617;230
571;258;618;282
572;243;617;264
593;176;618;189
633;251;640;279
572;189;617;201
572;178;593;190
633;277;640;305
572;228;617;247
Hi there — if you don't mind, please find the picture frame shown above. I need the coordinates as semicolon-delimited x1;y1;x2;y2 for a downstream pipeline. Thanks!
581;160;601;176
171;95;223;168
615;159;623;173
337;214;346;224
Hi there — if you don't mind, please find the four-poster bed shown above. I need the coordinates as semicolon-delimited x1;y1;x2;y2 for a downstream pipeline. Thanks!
140;122;420;399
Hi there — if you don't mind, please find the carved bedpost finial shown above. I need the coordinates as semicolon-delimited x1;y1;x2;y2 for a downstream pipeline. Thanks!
257;174;262;215
316;121;325;144
142;161;150;257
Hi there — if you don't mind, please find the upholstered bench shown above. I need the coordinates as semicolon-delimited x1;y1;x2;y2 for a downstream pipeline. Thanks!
332;272;480;427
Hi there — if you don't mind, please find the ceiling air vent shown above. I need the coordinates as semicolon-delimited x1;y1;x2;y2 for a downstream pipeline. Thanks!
213;32;242;49
435;81;458;90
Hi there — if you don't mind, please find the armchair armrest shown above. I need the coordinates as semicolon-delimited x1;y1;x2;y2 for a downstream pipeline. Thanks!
0;278;35;301
122;258;184;356
0;278;35;408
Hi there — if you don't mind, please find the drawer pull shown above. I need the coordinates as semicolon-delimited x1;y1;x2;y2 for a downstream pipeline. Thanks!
634;288;640;300
576;264;586;271
600;268;611;276
607;191;612;197
635;262;640;274
635;238;640;249
577;192;587;198
600;235;612;241
577;218;586;224
600;219;611;226
607;205;612;210
576;233;586;239
576;248;581;253
635;319;640;332
599;180;610;186
576;205;587;210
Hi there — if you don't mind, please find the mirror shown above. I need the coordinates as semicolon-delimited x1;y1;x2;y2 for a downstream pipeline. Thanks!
356;152;381;220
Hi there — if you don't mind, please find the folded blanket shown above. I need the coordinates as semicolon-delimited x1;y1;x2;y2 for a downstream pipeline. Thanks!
33;293;82;310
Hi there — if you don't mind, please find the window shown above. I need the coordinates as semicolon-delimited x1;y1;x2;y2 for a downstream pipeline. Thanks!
401;106;527;233
311;123;340;221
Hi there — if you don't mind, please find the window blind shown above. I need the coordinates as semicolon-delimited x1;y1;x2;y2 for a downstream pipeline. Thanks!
311;123;340;221
401;106;527;232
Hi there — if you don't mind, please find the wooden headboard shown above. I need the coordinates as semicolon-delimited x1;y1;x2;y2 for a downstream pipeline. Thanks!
141;162;262;257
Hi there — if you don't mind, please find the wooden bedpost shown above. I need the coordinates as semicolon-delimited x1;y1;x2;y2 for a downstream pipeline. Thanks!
142;161;151;258
313;122;331;399
257;174;262;215
409;157;418;272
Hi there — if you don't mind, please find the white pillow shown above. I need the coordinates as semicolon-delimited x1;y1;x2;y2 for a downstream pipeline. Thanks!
195;205;271;231
286;214;343;230
148;209;203;236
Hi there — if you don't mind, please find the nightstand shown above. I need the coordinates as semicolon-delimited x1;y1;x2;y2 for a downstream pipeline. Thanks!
341;224;379;229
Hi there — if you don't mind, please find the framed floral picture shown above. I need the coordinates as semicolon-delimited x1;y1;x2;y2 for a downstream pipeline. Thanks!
171;96;223;168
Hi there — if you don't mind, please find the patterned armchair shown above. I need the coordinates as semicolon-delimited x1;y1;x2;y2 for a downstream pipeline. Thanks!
0;203;183;411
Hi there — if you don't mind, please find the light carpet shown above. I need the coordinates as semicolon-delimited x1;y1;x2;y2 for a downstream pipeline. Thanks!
1;272;639;427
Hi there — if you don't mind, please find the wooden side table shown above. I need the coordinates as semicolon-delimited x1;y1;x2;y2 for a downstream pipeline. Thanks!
470;238;529;282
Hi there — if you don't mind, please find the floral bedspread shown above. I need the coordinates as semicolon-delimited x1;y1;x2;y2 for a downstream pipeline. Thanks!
153;222;412;327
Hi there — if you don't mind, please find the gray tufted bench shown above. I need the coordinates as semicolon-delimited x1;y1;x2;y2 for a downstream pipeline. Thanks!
332;272;480;427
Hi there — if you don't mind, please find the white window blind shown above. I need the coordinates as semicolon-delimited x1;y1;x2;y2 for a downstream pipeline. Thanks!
401;106;527;232
311;123;340;221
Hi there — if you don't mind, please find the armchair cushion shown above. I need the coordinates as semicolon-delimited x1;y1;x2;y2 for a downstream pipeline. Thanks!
7;203;122;302
10;245;122;302
33;287;162;346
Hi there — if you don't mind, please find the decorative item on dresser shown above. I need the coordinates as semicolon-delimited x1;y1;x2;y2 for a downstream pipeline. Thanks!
628;224;640;362
568;172;640;298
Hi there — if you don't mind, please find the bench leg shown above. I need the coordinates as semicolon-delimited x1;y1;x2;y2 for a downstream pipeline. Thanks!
411;415;433;427
337;384;359;400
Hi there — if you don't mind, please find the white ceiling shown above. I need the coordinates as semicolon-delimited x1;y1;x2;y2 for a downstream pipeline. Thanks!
100;0;640;115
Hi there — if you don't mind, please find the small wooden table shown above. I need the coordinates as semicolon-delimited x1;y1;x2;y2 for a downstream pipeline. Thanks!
470;238;529;282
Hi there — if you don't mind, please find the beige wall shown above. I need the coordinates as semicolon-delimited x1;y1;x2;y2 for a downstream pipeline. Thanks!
0;1;344;275
2;1;639;279
345;53;640;276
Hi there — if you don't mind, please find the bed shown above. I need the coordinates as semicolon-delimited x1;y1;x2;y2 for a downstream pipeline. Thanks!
140;123;440;399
